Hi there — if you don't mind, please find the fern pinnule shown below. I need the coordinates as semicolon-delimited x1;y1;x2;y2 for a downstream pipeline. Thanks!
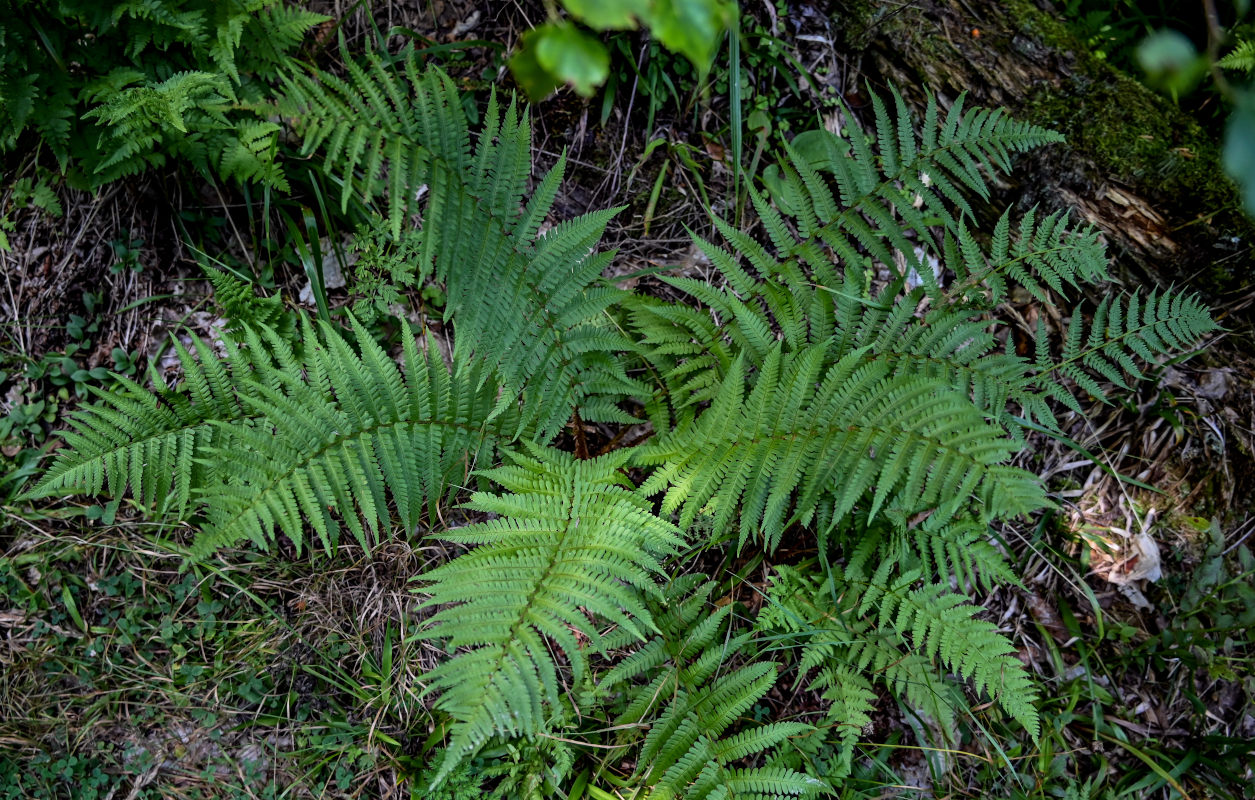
416;445;683;784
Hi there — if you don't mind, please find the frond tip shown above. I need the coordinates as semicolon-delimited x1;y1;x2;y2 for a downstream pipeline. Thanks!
417;445;683;785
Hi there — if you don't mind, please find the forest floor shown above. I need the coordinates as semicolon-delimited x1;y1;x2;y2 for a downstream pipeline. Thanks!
2;1;1254;798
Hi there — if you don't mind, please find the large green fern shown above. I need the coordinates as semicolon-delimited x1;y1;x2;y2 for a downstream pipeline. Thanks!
416;445;683;784
283;60;646;439
27;65;1223;797
636;344;1047;551
32;316;516;558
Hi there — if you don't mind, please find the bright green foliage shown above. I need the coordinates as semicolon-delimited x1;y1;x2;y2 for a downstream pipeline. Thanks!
201;264;294;338
945;208;1109;305
29;67;1222;794
28;330;261;518
193;317;514;558
759;89;1064;284
595;576;828;799
637;344;1047;551
31;316;515;559
280;54;465;239
416;446;683;784
1218;39;1255;74
0;0;325;188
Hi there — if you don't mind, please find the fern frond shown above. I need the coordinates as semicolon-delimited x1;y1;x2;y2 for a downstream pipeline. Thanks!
417;445;683;784
1044;290;1218;403
84;70;234;181
763;89;1063;284
809;666;875;778
201;263;294;338
634;659;823;799
280;53;468;238
218;120;288;191
1218;39;1255;74
285;61;645;439
26;331;260;517
873;582;1040;738
192;316;512;558
638;345;1047;550
945;208;1109;304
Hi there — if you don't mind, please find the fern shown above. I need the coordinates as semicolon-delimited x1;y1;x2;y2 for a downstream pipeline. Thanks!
761;561;1040;765
2;0;324;188
596;576;827;800
31;315;514;559
280;53;465;238
759;89;1063;284
27;69;1223;796
1043;290;1219;404
193;316;514;558
201;263;294;338
416;446;683;783
637;344;1047;550
944;208;1109;304
84;70;235;181
1218;39;1255;74
284;60;646;438
27;332;259;518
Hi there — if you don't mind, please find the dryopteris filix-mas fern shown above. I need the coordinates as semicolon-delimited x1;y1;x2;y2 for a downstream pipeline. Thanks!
32;315;515;558
282;57;646;439
30;65;1221;795
417;445;684;784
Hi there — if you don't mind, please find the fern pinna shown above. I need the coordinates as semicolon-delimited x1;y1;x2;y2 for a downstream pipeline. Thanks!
29;60;1221;797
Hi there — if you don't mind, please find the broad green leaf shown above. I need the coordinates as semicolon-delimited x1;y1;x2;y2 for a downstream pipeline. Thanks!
565;0;650;30
509;27;564;101
1136;29;1207;95
534;22;611;97
1223;97;1255;218
642;0;735;72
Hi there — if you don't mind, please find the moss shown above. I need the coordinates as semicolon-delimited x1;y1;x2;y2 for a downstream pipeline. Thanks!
1022;78;1234;212
1008;0;1247;231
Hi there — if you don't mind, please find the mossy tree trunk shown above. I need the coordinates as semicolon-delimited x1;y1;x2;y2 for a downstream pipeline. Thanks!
836;0;1252;294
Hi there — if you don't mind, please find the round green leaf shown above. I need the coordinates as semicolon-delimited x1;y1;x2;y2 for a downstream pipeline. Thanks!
1136;30;1207;95
534;23;611;98
509;27;564;102
641;0;735;72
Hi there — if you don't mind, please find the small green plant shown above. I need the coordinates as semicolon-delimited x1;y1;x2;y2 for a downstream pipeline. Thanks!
0;171;63;251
